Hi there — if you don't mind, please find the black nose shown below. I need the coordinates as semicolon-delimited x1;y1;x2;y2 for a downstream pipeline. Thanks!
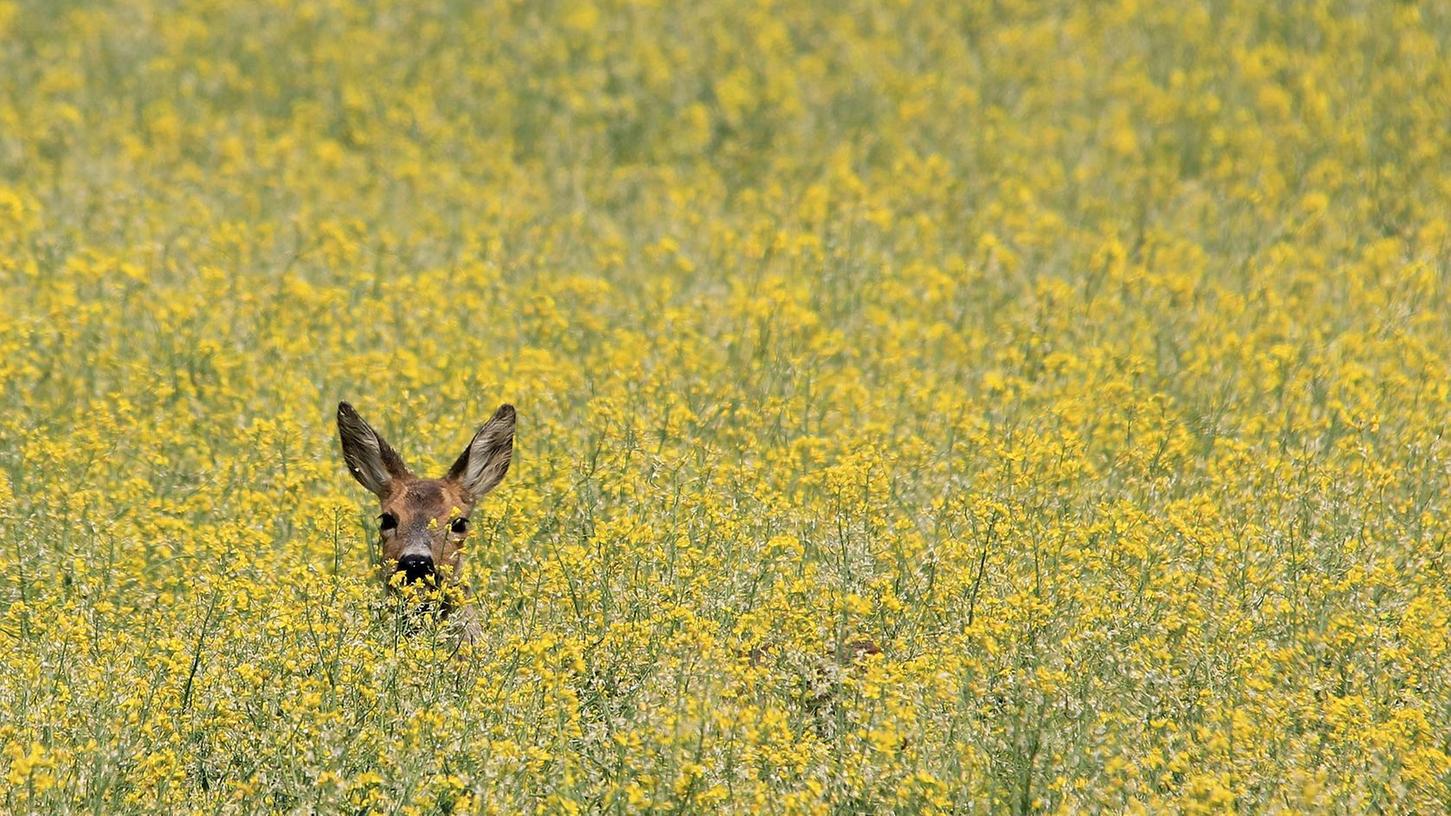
398;553;434;581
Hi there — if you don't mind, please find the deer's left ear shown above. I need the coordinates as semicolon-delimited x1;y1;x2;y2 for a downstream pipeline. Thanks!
447;404;515;500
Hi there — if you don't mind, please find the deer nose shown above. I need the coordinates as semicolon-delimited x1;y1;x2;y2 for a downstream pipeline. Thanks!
397;553;434;581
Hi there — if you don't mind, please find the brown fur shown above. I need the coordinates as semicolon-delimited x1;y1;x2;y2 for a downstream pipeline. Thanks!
337;401;516;642
375;477;476;584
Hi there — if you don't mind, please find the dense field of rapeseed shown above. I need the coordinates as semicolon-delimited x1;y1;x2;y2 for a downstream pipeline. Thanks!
2;0;1449;812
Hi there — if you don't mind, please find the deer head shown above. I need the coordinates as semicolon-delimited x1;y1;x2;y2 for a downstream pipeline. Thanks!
336;401;515;588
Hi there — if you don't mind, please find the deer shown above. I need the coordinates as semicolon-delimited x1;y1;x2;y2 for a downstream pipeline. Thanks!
336;401;515;644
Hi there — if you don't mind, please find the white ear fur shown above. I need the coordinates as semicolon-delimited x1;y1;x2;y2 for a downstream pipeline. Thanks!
447;404;515;500
337;402;410;496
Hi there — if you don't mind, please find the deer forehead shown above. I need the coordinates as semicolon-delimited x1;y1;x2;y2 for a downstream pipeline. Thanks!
384;479;471;518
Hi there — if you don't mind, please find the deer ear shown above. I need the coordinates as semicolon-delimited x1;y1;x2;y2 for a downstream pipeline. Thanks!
337;402;411;497
447;404;515;500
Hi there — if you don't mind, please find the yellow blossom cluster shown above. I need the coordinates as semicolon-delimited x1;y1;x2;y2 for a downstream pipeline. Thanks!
1;0;1448;813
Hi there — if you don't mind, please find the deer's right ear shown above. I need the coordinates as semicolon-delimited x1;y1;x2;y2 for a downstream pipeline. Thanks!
337;401;411;497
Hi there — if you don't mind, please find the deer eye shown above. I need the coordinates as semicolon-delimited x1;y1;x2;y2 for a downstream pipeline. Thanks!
450;517;468;535
379;512;398;533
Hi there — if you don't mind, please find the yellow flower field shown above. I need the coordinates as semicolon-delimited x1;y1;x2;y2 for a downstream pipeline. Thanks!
1;0;1448;812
